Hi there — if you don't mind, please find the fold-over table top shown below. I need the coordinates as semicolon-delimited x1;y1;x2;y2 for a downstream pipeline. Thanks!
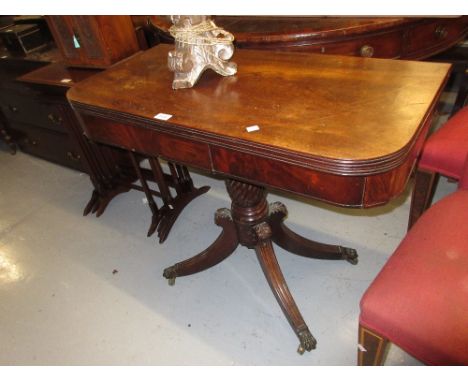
68;44;450;173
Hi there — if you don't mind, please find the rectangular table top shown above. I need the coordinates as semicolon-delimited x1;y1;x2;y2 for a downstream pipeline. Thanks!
68;45;450;170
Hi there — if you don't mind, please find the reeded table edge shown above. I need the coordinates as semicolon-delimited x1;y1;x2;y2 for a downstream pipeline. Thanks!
69;87;445;177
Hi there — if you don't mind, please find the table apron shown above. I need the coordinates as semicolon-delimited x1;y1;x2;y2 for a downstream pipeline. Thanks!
76;113;428;208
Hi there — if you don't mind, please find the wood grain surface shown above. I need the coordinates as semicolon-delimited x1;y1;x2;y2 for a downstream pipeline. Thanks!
69;45;450;165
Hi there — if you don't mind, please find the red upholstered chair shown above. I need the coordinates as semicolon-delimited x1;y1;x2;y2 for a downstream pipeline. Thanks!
408;105;468;229
358;154;468;366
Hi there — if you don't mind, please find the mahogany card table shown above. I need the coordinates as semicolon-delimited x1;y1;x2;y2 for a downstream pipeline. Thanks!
68;45;450;354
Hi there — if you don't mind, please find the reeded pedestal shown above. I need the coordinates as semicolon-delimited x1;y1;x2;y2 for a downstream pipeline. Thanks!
163;178;358;354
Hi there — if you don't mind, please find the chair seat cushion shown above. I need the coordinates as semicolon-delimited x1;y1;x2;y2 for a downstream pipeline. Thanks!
360;189;468;365
419;106;468;179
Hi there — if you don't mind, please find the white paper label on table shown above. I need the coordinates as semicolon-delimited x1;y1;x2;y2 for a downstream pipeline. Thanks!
246;125;260;132
154;113;173;121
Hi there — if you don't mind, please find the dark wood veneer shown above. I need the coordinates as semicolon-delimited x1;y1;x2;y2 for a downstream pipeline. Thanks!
210;147;365;206
78;114;212;171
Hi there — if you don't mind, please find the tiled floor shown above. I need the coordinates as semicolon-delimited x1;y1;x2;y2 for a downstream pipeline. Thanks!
0;110;458;365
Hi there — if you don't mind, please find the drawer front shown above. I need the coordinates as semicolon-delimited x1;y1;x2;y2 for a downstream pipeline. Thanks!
315;30;404;59
404;18;468;58
12;122;85;171
211;146;365;207
250;29;404;59
0;91;67;134
79;114;212;171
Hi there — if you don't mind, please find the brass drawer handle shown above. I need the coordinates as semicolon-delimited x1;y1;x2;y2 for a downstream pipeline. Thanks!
67;151;81;162
360;45;374;58
48;113;63;125
435;26;448;39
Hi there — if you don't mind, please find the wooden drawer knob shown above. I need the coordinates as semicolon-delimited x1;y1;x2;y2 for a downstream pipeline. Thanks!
360;45;374;58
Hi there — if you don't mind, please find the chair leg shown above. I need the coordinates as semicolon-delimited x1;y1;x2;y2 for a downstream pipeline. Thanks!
450;63;467;117
358;324;390;366
408;169;439;230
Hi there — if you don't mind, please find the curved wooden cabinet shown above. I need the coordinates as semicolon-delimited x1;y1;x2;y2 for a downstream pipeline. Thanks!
148;16;468;59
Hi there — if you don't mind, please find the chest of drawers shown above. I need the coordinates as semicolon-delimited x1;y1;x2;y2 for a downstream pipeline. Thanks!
0;54;89;171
